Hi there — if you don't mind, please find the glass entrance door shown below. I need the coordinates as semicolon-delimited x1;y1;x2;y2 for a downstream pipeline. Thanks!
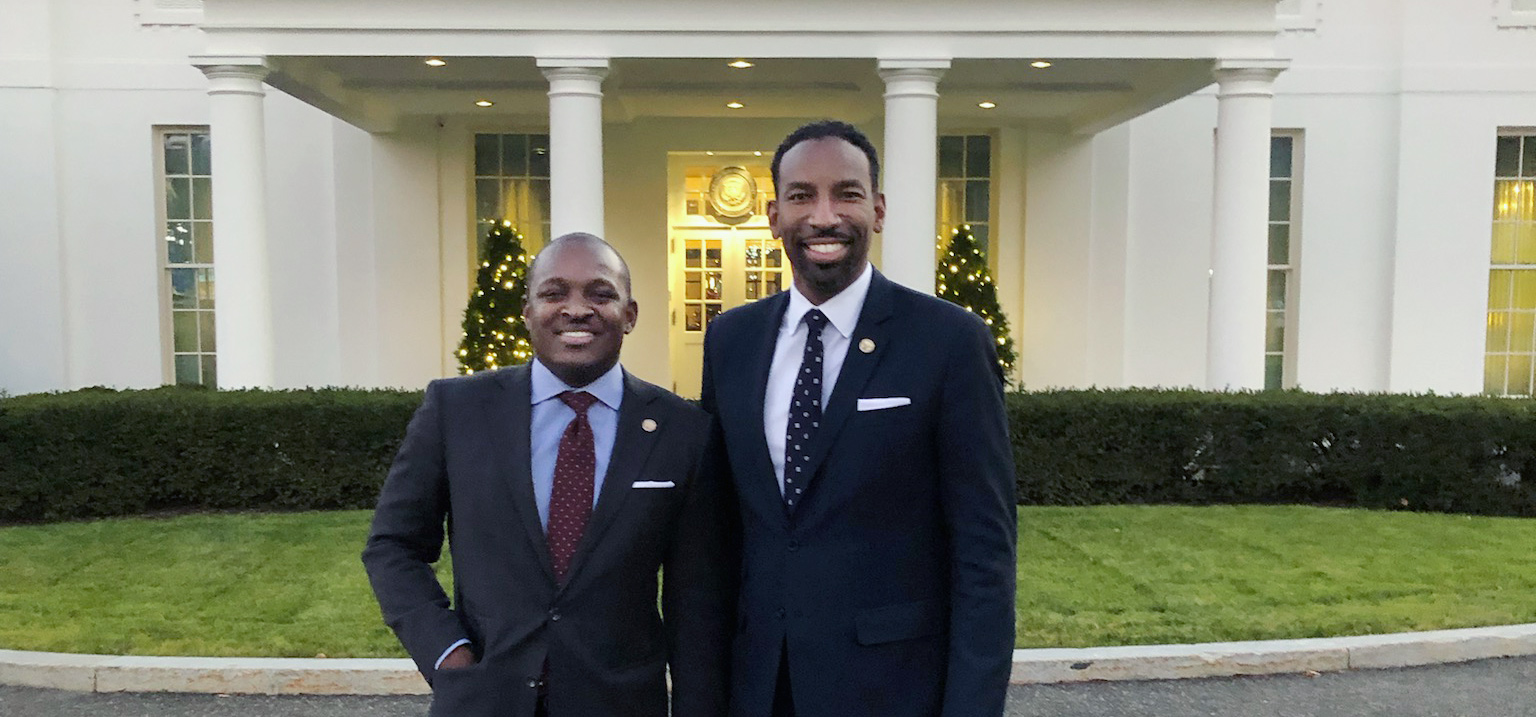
666;152;785;397
669;227;787;397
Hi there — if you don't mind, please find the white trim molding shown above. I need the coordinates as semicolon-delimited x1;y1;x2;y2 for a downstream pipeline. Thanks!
134;0;204;27
1495;0;1536;28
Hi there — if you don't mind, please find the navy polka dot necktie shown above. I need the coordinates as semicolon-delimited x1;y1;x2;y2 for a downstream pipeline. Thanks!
784;309;828;512
548;390;598;583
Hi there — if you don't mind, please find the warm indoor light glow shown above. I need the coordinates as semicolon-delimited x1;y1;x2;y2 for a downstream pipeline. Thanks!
978;101;997;109
1031;60;1053;69
425;58;447;67
728;60;755;69
475;99;494;107
725;101;744;109
754;150;763;156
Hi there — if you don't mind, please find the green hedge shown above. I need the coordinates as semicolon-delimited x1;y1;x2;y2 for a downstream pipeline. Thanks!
3;387;1536;523
0;387;419;523
1007;389;1536;516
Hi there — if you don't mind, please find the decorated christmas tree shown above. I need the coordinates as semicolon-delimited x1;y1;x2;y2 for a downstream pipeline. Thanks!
936;225;1017;380
457;222;533;373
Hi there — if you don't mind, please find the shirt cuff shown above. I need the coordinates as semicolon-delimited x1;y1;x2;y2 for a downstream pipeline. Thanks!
434;639;472;671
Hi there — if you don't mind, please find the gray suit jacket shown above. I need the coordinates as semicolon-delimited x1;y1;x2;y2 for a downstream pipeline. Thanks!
363;365;735;717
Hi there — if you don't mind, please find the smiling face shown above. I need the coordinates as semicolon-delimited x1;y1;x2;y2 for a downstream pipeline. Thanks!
768;137;886;305
523;238;638;388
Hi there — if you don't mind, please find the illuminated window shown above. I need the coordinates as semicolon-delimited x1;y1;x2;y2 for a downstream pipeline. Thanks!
473;134;551;259
1485;134;1536;396
158;129;216;388
1266;133;1302;390
936;134;992;256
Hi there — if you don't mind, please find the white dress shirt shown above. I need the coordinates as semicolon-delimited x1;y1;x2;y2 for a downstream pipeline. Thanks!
764;263;873;495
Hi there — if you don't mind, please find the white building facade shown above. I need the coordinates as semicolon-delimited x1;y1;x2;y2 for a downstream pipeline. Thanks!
2;0;1534;397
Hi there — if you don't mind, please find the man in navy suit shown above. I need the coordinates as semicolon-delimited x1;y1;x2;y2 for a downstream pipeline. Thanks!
701;121;1017;717
364;233;734;717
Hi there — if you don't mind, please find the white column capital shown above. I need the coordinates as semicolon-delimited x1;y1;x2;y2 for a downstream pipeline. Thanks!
1212;59;1289;96
191;56;271;79
877;59;950;97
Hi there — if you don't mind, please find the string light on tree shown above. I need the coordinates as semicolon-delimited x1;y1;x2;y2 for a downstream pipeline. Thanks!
457;221;533;373
935;224;1017;381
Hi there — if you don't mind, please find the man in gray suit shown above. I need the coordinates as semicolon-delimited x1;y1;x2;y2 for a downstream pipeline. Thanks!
363;233;734;717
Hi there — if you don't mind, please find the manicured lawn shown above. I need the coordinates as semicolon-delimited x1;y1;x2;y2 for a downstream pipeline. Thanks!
1016;505;1536;647
1;506;1534;656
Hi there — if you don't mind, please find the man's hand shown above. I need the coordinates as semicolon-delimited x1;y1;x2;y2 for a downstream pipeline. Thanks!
438;645;477;671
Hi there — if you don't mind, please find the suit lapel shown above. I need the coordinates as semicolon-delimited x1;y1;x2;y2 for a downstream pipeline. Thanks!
559;371;663;594
741;292;792;527
489;366;558;583
798;271;897;496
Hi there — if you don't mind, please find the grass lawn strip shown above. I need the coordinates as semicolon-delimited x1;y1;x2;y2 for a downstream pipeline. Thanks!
1;506;1534;657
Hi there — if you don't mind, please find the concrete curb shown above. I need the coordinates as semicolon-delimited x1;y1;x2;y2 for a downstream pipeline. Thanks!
4;623;1536;695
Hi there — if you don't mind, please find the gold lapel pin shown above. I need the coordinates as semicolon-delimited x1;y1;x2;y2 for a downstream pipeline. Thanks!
859;338;876;354
642;418;658;433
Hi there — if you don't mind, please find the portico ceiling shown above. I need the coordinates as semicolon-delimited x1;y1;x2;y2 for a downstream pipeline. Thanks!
203;0;1282;135
267;55;1217;135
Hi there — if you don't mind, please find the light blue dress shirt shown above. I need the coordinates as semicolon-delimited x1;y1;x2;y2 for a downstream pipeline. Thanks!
436;359;624;671
528;358;624;529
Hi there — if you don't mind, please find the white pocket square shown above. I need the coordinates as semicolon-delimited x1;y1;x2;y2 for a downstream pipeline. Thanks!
857;397;912;411
631;480;676;489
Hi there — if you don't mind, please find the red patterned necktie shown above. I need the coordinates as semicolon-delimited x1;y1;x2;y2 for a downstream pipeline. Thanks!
548;390;599;583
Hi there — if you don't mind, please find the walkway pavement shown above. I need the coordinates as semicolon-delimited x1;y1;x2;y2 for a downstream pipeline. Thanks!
4;655;1535;716
5;623;1535;695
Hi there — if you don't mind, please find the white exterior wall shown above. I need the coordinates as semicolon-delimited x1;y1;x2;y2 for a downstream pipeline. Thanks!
4;0;1536;396
1112;0;1536;393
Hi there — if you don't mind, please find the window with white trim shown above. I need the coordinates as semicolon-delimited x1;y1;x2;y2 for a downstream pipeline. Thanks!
936;134;992;256
473;133;551;260
158;129;217;387
1485;133;1536;396
1266;133;1302;390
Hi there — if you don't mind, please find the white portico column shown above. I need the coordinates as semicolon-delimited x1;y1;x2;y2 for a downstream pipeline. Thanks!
878;59;949;294
193;57;274;389
538;58;609;238
1207;59;1288;390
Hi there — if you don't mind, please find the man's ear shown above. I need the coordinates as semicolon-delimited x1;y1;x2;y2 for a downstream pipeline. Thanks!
766;198;781;238
872;192;886;234
623;299;638;334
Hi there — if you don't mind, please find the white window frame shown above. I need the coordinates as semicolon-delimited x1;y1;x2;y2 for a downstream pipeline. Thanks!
154;126;217;387
1485;129;1536;396
1266;131;1304;390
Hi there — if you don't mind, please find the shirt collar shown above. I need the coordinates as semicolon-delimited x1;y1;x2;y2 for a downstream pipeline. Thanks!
529;358;624;410
782;262;874;340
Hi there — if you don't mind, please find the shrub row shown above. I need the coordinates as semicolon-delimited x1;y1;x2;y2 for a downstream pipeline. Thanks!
0;387;419;523
3;387;1536;523
1007;389;1536;516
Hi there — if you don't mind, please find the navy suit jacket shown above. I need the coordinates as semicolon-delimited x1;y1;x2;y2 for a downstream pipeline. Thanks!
362;365;735;717
700;270;1017;717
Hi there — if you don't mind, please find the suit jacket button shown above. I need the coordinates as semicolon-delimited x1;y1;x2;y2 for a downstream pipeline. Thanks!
527;678;539;689
786;540;799;551
549;609;561;621
776;608;786;619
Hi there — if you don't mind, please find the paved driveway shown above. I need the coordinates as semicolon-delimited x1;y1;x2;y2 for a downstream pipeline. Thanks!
4;655;1534;717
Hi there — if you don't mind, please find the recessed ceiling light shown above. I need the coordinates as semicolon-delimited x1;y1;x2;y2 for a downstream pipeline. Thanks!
728;60;755;69
1031;60;1053;69
705;151;715;156
978;101;997;109
425;58;447;67
725;101;744;109
753;150;763;156
475;99;494;107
